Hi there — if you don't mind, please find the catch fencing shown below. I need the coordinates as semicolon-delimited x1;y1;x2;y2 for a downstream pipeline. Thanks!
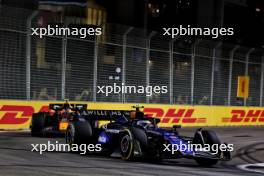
0;5;263;106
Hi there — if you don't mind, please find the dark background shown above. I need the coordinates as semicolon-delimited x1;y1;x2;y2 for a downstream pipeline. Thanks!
1;0;264;48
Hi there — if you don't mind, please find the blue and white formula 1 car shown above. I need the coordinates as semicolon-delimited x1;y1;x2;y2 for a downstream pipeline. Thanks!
65;107;231;166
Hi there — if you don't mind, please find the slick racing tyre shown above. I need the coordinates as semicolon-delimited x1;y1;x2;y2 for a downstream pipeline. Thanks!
66;120;93;146
193;129;221;166
131;127;162;162
120;128;135;161
31;113;46;137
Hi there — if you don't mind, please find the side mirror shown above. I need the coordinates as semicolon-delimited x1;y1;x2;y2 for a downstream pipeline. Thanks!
173;125;181;129
173;125;181;133
153;118;161;125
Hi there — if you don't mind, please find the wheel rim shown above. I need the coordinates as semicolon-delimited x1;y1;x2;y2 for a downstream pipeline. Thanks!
121;135;130;153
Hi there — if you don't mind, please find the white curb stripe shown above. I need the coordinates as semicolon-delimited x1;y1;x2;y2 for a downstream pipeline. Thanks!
237;163;264;174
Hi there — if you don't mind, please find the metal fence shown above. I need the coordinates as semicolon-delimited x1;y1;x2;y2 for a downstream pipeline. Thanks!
0;5;263;106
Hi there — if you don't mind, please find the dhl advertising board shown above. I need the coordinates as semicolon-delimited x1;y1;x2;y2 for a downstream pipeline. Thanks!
0;100;264;129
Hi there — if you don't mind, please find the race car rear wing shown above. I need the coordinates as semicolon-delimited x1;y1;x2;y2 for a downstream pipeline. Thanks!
74;104;88;111
83;110;158;122
48;103;148;121
49;103;87;111
83;110;130;120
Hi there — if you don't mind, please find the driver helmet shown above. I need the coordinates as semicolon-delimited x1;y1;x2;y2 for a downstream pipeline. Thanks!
136;120;153;128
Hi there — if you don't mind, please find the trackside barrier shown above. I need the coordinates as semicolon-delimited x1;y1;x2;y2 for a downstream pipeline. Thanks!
0;100;264;130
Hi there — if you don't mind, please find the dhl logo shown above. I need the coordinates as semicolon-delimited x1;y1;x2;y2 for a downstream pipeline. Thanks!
143;108;206;123
1;104;263;126
0;105;48;124
0;105;207;125
222;109;264;123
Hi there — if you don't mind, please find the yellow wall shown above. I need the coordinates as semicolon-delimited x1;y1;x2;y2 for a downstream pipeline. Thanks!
0;100;263;129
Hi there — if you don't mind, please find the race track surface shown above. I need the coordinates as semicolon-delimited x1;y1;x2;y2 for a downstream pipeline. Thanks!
0;127;263;176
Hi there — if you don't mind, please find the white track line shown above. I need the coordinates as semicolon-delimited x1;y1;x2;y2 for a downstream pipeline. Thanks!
237;163;264;174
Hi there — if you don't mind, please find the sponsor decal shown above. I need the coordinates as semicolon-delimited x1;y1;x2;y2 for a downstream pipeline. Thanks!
143;108;206;124
222;109;264;123
0;105;34;124
105;129;120;134
0;100;263;129
86;110;130;116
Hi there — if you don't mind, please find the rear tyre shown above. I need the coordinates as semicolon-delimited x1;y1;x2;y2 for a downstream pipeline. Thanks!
193;129;221;166
120;128;135;161
65;120;93;152
31;113;46;137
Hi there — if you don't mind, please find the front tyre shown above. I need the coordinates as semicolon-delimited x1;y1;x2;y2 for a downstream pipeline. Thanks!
120;128;134;161
193;129;221;166
66;121;93;147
